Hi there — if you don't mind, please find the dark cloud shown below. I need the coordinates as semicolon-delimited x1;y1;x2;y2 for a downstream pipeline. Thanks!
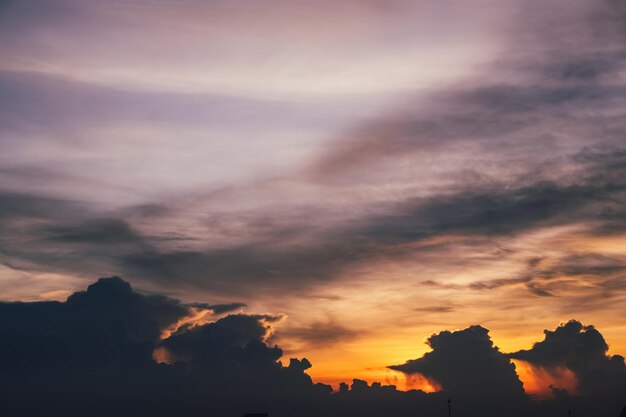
412;305;456;314
510;320;626;397
160;314;287;379
362;150;626;243
190;302;247;314
1;0;626;301
119;245;349;295
1;145;623;298
1;277;625;416
0;190;82;222
537;254;626;278
390;322;626;416
525;283;555;297
0;276;188;374
282;321;358;348
0;277;329;417
44;218;144;244
468;276;532;291
3;148;622;278
0;277;440;417
390;326;526;403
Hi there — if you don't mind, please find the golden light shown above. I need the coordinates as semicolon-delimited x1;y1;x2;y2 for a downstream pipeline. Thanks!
512;359;578;398
403;372;442;393
160;307;213;340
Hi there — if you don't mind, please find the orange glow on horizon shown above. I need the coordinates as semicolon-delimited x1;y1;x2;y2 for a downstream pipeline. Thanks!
512;359;578;398
403;372;442;393
309;369;441;393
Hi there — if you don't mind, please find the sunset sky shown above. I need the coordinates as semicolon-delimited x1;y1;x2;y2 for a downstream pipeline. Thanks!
1;0;626;412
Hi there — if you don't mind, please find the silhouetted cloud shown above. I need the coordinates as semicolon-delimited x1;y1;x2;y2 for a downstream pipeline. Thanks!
1;277;625;416
510;320;626;396
0;277;188;373
390;326;526;402
0;277;330;417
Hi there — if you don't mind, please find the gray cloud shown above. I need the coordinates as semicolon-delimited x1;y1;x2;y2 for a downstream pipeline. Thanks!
0;0;624;306
0;145;624;298
308;0;626;180
281;321;358;348
44;218;144;245
189;302;247;315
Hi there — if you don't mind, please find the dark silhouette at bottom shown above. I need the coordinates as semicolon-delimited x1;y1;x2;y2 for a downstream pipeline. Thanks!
243;414;269;417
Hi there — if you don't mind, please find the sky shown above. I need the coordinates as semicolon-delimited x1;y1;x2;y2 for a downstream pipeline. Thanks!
1;0;626;415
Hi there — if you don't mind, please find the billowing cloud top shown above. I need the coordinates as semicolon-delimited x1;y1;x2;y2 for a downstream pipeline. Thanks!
390;326;525;401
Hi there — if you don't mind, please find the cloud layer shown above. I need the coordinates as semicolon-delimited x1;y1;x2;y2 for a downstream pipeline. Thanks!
1;278;625;416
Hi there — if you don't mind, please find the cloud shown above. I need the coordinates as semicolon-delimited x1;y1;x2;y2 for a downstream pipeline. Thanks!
44;218;144;244
389;326;526;403
361;147;626;243
1;144;624;303
281;320;358;348
160;313;287;380
0;276;188;373
308;0;626;179
412;305;456;314
0;0;625;305
0;190;82;222
510;320;626;397
190;302;247;315
0;277;330;417
0;0;625;414
1;277;625;416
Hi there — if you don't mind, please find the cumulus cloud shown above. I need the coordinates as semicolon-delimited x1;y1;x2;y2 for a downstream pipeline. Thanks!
390;326;526;404
510;320;626;397
0;277;328;417
390;322;626;416
1;277;625;416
